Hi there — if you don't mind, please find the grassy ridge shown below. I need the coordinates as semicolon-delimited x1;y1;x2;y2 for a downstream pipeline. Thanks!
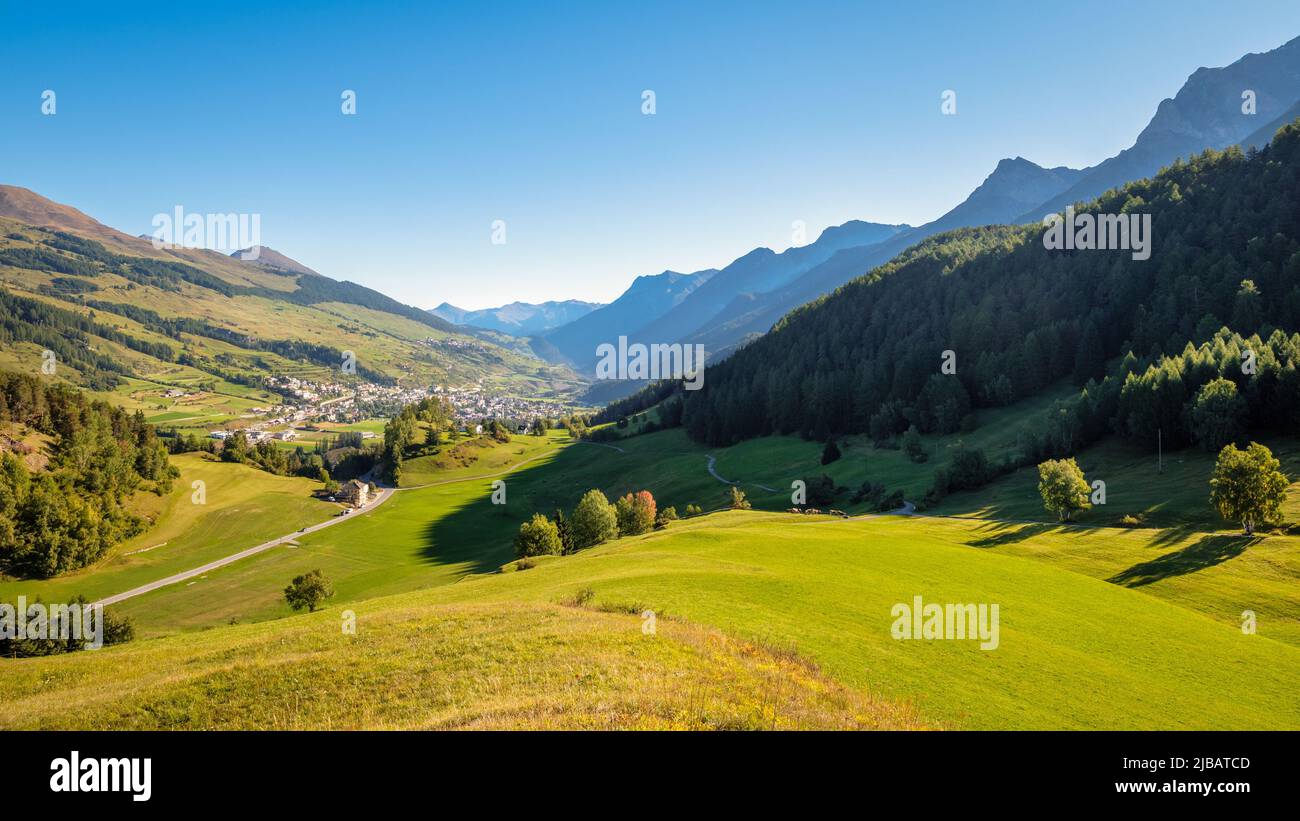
0;601;923;730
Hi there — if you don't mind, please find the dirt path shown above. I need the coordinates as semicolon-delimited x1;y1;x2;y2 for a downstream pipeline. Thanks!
704;454;778;493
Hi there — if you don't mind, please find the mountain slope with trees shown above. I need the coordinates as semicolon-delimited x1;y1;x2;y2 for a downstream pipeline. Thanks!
0;371;176;577
660;121;1300;465
0;188;581;398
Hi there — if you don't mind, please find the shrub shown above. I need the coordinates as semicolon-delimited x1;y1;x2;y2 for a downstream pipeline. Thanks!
851;481;886;506
729;486;751;510
562;587;595;607
947;445;991;491
901;425;926;463
0;596;134;657
514;512;563;558
654;506;678;529
821;439;841;465
803;474;838;507
877;490;905;512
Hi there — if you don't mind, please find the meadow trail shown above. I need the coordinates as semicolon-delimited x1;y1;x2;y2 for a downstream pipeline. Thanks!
705;454;778;492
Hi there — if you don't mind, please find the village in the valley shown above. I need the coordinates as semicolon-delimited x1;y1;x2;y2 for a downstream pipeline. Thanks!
201;376;572;446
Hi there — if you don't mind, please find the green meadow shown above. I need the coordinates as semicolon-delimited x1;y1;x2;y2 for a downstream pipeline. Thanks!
5;415;1299;729
0;600;924;731
5;509;1298;729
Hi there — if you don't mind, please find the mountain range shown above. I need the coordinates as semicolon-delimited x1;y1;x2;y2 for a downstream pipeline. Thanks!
3;35;1297;411
430;299;603;336
534;34;1300;401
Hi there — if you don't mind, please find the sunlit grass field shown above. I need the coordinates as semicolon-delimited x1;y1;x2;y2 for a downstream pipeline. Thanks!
0;601;924;730
6;509;1298;730
7;406;1300;730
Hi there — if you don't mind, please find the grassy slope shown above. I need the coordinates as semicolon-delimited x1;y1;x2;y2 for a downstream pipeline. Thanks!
0;601;923;730
943;517;1300;645
396;512;1300;729
0;453;337;609
104;428;745;634
930;434;1300;528
6;511;1297;730
7;420;1300;729
398;430;559;486
74;422;1300;639
89;434;570;634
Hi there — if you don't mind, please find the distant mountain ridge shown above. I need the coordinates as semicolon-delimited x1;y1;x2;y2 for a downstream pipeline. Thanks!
539;268;718;368
1015;34;1300;222
684;157;1088;362
430;299;603;335
543;34;1300;399
541;220;908;373
622;220;908;353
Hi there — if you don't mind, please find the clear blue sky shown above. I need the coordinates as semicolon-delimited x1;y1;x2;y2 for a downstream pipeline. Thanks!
3;1;1298;309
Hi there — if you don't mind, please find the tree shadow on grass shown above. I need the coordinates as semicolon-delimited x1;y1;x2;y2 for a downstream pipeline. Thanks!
1106;534;1258;587
967;521;1056;548
1144;521;1212;550
419;494;522;576
417;441;614;575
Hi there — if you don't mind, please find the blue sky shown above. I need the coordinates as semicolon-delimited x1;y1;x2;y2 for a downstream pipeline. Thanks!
3;1;1299;309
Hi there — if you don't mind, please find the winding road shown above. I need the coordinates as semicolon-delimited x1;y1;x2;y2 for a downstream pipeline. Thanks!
93;446;564;608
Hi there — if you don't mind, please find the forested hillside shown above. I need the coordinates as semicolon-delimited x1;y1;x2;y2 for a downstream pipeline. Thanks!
0;371;176;578
622;122;1300;460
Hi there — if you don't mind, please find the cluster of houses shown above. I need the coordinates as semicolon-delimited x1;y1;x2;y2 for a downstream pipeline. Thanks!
256;376;433;425
432;384;563;428
207;428;298;443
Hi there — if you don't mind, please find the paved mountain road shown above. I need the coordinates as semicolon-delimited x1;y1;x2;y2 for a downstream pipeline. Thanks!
94;483;397;607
